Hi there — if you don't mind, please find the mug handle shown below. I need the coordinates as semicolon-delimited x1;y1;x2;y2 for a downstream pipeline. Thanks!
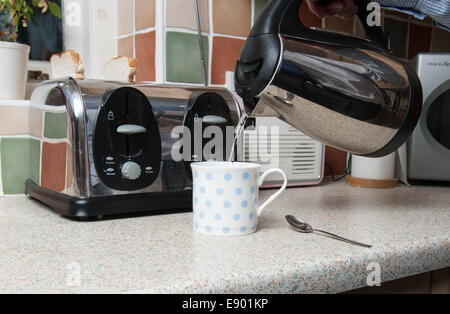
256;168;288;217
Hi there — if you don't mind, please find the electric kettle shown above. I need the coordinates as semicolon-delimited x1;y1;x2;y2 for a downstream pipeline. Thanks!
235;0;422;157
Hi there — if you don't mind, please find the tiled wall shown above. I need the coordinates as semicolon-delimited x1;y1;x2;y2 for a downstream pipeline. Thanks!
117;0;450;176
118;0;157;82
0;102;69;195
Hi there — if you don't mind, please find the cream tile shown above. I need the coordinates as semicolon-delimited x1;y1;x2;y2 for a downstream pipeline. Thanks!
29;107;43;138
166;0;209;32
0;106;30;136
118;0;134;35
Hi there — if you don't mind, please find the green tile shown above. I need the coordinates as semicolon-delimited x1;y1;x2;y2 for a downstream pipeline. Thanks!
254;0;269;24
383;17;408;59
44;112;68;139
1;138;40;195
166;31;209;84
0;139;2;196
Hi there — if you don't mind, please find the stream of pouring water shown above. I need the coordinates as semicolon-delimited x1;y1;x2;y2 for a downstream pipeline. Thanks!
228;114;248;162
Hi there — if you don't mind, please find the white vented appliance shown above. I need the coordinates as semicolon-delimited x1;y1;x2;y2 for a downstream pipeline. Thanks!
244;117;325;188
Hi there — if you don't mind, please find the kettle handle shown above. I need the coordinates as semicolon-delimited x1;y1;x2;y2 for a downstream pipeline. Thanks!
251;0;389;51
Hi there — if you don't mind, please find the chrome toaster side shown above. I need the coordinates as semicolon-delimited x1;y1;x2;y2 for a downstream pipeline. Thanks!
26;78;242;219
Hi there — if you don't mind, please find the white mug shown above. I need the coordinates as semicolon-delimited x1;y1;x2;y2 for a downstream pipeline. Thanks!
191;162;288;236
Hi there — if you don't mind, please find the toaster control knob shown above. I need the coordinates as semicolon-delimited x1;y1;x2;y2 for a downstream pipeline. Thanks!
121;162;142;180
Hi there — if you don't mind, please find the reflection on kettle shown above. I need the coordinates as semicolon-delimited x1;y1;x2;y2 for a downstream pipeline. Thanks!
235;0;422;157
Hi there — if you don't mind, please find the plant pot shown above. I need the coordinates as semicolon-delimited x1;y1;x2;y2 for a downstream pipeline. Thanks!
0;41;30;100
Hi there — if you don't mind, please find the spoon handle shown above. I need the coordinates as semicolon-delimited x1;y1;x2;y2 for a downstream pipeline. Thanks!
313;229;373;248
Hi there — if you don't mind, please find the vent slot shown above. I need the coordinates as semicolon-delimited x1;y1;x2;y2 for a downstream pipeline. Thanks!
243;118;324;184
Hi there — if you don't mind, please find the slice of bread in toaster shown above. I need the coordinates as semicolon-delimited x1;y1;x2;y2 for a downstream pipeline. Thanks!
50;50;85;80
102;56;138;83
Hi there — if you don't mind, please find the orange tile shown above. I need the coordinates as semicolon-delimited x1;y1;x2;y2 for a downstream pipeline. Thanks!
66;143;72;190
211;36;245;85
324;16;355;35
325;146;347;176
118;36;134;58
212;0;251;37
41;142;66;193
135;0;155;31
135;31;156;82
299;1;322;28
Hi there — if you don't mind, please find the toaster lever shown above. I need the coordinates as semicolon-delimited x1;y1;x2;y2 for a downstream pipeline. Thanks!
117;124;147;135
202;115;228;125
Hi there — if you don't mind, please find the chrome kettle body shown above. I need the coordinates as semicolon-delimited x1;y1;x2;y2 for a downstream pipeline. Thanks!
235;0;422;157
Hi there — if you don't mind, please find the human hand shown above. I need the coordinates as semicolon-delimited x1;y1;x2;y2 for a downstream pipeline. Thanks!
306;0;359;19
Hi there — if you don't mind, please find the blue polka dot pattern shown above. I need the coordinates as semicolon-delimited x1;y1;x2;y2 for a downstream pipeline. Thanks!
224;201;231;209
224;173;232;181
206;200;213;207
194;197;198;205
206;173;213;180
206;226;212;233
243;172;249;180
254;198;258;205
200;187;206;194
251;186;256;194
222;227;230;234
241;200;248;208
216;188;224;196
240;226;247;233
200;212;205;219
214;214;223;221
194;223;199;230
233;214;241;221
235;188;242;195
194;172;198;178
252;225;256;231
249;213;254;220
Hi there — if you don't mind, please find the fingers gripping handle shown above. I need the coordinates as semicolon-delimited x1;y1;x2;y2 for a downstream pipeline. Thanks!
254;0;388;50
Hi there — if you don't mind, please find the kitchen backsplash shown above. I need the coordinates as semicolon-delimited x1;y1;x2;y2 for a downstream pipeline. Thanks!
116;0;450;176
117;0;450;85
0;102;69;196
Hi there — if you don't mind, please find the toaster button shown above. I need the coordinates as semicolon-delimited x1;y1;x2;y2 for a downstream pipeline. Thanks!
121;162;142;180
106;168;116;176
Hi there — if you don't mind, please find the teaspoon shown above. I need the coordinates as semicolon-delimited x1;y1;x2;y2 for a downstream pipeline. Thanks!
286;215;372;248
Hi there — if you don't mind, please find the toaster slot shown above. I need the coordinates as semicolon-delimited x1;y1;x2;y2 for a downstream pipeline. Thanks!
184;93;234;162
93;87;162;191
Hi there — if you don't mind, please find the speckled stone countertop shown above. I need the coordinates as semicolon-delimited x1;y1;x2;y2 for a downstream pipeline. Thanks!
0;181;449;294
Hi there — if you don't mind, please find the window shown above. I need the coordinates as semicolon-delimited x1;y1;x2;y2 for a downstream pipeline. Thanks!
17;0;63;61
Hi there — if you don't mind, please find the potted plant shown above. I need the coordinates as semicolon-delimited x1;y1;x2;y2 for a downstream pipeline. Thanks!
0;0;60;100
